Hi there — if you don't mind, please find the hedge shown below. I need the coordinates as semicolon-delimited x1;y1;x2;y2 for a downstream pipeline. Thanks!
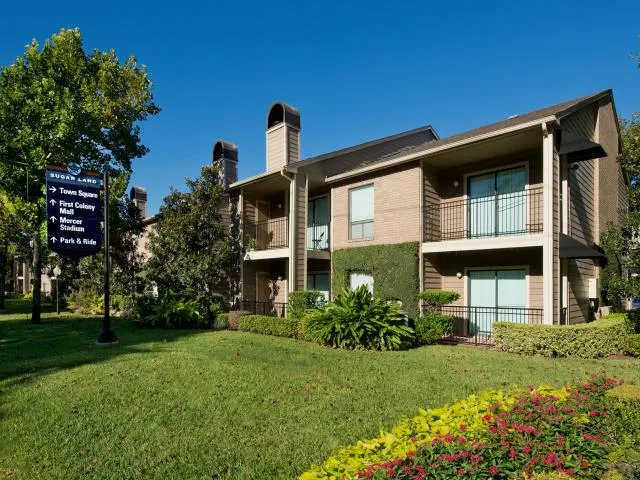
493;314;632;358
624;333;640;357
331;242;419;317
605;383;640;446
237;315;300;339
227;310;251;330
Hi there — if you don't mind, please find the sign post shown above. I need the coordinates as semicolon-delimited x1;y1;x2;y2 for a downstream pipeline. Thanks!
53;266;61;315
46;163;117;344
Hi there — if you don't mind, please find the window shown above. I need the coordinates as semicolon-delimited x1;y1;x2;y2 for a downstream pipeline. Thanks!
307;273;330;301
349;184;374;239
349;272;374;294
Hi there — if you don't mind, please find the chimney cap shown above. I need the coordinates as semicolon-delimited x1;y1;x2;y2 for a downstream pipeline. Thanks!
213;140;238;163
129;186;147;202
267;101;300;130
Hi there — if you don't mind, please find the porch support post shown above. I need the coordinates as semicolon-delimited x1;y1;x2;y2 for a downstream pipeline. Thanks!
418;160;425;315
288;174;296;302
238;188;244;307
542;123;557;325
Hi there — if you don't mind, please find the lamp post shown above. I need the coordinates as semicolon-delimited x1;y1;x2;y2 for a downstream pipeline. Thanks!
97;166;117;345
53;266;61;315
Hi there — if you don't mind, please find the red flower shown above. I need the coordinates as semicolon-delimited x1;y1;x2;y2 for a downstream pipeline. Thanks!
460;424;467;431
488;465;500;475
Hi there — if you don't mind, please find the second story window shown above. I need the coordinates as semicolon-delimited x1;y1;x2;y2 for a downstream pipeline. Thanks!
349;184;374;240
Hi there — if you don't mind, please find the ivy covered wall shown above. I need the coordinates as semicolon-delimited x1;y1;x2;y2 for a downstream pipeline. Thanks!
331;242;420;317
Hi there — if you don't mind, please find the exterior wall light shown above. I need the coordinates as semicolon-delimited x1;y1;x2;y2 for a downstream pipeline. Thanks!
456;272;463;279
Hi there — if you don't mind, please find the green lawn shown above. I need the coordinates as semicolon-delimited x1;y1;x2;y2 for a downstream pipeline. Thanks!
1;299;640;480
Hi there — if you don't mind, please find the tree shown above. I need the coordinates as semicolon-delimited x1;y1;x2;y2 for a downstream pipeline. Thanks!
0;190;29;309
0;29;159;323
145;164;231;314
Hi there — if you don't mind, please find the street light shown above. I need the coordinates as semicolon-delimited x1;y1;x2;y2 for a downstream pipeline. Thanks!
53;266;61;315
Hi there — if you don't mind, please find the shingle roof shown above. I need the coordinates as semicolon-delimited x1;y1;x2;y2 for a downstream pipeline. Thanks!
378;89;612;163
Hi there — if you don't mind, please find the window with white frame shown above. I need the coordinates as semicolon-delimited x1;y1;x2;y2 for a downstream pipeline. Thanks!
349;271;374;294
349;184;374;240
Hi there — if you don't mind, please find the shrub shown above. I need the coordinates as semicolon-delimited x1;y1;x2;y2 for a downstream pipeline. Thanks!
22;291;33;300
214;312;229;330
493;314;633;358
313;375;620;480
133;294;207;328
304;286;414;350
227;310;251;330
414;313;454;345
625;309;640;333
66;290;104;315
300;383;576;479
288;290;325;319
237;315;300;339
623;334;640;357
604;384;640;448
418;290;460;310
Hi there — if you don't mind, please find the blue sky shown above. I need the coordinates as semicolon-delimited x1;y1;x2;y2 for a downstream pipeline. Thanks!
1;1;638;215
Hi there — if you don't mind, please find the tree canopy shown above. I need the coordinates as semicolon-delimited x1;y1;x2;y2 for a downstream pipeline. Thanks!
0;28;159;321
145;164;231;304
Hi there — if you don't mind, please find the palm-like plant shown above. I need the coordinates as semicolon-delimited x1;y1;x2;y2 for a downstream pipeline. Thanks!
304;285;414;350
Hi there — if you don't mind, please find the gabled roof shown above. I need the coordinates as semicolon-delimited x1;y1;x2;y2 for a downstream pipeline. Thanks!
290;125;439;179
398;89;611;156
325;89;615;182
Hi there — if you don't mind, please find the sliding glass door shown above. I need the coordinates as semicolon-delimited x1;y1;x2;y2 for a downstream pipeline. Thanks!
469;269;526;335
307;196;329;250
468;167;526;238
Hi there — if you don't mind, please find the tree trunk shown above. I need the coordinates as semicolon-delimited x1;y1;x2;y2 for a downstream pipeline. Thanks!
30;230;41;324
0;243;6;310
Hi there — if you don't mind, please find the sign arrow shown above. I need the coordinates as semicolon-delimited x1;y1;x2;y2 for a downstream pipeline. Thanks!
49;186;57;193
49;199;56;206
49;216;57;223
50;237;57;243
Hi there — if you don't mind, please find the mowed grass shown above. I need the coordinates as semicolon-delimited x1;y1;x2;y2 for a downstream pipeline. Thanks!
1;299;640;480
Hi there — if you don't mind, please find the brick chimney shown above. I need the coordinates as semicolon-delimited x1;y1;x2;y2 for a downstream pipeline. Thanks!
213;140;238;188
129;186;147;219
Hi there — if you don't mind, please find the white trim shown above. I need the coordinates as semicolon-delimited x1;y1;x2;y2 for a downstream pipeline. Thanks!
288;176;296;289
239;189;244;303
245;247;290;261
325;117;557;184
464;265;531;310
419;160;424;313
542;125;555;325
421;234;543;254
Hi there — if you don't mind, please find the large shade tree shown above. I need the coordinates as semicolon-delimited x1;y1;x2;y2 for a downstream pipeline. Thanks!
0;29;159;323
145;164;232;310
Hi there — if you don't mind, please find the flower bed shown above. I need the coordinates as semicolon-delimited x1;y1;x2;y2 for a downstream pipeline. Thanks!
301;375;632;479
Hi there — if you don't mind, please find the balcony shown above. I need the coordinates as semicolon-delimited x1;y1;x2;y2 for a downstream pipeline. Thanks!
424;187;543;242
244;216;288;251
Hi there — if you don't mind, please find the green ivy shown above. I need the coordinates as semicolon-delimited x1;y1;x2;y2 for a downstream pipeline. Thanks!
331;242;419;317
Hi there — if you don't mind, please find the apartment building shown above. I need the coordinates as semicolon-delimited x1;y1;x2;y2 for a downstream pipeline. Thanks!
225;90;623;335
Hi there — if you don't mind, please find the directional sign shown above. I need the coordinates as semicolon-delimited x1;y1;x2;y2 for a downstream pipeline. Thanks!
46;165;101;258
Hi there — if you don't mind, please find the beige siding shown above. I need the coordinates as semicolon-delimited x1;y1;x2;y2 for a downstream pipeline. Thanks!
423;255;441;290
569;158;596;245
597;98;624;234
568;258;595;324
288;127;300;163
332;165;421;250
563;106;596;141
425;151;543;241
426;248;543;314
553;147;560;324
266;124;285;171
294;174;307;290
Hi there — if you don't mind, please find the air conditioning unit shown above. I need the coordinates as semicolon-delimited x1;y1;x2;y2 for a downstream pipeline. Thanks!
588;278;599;299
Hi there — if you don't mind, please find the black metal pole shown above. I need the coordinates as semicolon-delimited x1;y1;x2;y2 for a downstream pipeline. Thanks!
98;168;117;344
56;278;59;315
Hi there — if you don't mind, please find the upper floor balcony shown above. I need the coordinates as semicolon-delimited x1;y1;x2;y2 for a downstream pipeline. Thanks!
244;215;289;251
424;186;543;242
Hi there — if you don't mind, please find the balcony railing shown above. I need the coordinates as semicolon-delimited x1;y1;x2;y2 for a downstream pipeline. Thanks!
424;187;543;242
244;216;288;250
427;305;544;345
307;216;330;251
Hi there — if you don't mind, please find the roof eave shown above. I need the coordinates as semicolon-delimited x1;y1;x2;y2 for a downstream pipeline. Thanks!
325;115;557;184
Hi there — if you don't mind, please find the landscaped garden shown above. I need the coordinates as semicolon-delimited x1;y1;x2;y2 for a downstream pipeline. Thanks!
2;297;640;479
